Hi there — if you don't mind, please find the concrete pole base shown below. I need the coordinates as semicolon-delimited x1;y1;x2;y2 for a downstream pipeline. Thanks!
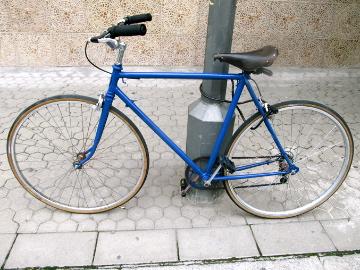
186;98;234;159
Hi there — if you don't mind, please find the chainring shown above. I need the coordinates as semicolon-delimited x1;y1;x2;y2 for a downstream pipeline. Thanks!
185;156;224;190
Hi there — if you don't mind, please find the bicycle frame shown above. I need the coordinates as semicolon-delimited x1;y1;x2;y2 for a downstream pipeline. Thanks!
77;64;299;182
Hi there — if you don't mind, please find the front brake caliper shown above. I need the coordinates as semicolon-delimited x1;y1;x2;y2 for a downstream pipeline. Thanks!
93;93;104;111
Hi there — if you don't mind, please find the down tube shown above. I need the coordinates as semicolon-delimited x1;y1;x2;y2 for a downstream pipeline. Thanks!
114;86;205;177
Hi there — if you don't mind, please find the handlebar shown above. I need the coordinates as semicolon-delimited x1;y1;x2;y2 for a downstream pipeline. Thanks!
124;13;152;25
109;24;147;38
89;13;151;43
90;24;147;43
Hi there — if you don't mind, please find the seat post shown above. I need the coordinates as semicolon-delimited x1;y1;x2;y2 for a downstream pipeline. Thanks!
115;42;127;65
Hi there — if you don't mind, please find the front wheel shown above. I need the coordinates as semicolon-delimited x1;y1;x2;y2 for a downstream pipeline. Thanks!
224;100;354;218
7;95;149;213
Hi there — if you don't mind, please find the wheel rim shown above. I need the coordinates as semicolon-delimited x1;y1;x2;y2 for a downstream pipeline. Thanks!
225;103;353;218
8;96;148;213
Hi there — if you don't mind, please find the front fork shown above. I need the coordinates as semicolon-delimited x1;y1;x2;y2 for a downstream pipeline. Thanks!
74;87;116;169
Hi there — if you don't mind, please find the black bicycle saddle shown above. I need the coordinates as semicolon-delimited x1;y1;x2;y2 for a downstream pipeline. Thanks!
214;46;279;72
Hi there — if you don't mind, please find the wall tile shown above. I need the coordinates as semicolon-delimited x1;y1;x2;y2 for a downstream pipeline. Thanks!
84;0;118;33
16;34;54;66
297;3;335;39
323;39;360;67
105;34;162;66
0;0;358;67
51;33;104;66
233;0;271;37
160;35;197;66
3;0;49;32
268;1;304;38
0;34;18;66
0;1;10;32
48;0;88;33
333;3;360;40
162;0;200;36
122;0;163;36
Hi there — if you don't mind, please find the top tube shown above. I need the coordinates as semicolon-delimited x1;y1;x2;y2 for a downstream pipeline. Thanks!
113;65;244;81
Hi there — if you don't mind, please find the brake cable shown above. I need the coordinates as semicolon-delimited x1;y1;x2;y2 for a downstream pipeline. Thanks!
84;41;112;75
199;81;251;122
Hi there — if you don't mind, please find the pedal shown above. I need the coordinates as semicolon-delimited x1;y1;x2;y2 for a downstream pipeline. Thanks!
180;178;190;197
220;156;236;174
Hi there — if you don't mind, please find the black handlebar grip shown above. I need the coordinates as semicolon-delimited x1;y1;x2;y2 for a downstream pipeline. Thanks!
124;13;152;25
108;24;147;38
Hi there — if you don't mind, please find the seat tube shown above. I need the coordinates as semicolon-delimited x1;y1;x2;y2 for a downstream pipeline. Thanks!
205;78;246;173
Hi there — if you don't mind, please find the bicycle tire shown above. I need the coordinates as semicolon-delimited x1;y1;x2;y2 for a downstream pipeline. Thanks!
7;95;149;213
224;100;354;218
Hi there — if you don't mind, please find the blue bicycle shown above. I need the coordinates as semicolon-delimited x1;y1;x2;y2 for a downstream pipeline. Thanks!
7;14;353;218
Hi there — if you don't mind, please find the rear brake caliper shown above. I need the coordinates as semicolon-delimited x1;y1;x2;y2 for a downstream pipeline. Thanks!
220;156;236;174
251;100;278;130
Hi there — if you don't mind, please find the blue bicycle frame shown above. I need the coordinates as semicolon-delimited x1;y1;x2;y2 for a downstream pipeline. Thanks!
76;64;299;182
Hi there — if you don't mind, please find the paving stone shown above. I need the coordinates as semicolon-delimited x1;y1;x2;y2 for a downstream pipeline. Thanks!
0;234;16;267
177;226;259;260
174;217;192;228
136;218;155;230
17;221;38;233
181;205;199;219
94;230;177;265
120;256;324;270
38;221;58;233
78;219;97;231
154;195;171;208
191;215;210;228
128;207;145;221
321;254;360;270
138;196;154;208
321;218;360;251
155;217;173;229
32;208;52;223
252;221;336;256
5;232;96;268
228;215;246;226
0;198;10;211
145;206;163;221
57;220;78;232
98;219;116;231
164;206;182;219
116;218;135;230
0;209;18;233
13;209;32;223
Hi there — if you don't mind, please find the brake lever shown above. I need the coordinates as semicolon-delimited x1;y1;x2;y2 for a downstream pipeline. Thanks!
97;38;120;50
117;19;126;25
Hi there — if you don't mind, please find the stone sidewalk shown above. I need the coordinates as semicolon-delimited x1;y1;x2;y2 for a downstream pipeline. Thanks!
0;66;359;268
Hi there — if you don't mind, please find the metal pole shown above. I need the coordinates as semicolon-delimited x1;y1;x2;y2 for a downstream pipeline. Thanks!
186;0;237;161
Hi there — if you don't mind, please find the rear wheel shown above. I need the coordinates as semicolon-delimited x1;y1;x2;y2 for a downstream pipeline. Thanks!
224;100;353;218
7;95;149;213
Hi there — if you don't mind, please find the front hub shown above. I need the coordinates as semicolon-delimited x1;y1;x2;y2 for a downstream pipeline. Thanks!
73;152;86;169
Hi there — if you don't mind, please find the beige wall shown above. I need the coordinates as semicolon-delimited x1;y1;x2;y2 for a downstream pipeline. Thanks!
0;0;359;67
